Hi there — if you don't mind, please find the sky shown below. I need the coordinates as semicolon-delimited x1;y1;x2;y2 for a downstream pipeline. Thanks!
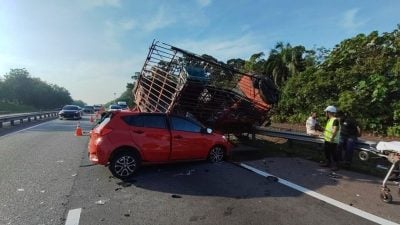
0;0;399;105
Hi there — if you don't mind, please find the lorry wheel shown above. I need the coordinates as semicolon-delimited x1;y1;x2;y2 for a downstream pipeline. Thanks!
109;151;140;179
208;146;225;163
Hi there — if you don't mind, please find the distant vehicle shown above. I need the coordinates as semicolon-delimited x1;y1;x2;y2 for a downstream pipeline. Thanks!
108;104;122;111
93;104;103;112
83;105;94;114
88;111;232;179
117;101;128;110
59;105;82;120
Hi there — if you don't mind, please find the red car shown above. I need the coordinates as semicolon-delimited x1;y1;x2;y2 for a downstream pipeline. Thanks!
88;111;233;179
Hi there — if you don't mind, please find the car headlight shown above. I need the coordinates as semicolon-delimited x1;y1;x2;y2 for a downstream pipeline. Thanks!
222;135;227;141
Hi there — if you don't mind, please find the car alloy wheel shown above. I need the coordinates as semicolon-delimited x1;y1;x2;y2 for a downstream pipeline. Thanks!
209;146;224;163
110;151;139;179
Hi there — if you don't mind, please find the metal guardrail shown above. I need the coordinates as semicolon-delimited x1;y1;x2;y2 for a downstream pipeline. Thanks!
0;111;59;128
254;126;378;150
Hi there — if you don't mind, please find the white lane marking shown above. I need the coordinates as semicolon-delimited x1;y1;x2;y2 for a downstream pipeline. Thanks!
0;120;54;139
240;163;399;225
65;208;82;225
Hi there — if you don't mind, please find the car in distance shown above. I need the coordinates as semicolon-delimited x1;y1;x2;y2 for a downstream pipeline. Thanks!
117;101;128;110
59;105;82;120
83;105;95;114
88;111;232;179
93;104;103;112
108;104;122;111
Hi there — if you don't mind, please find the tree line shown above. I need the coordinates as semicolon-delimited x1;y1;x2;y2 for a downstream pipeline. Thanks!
223;25;400;136
0;68;74;109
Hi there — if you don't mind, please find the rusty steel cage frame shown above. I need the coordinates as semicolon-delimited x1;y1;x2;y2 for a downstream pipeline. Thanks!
133;40;275;132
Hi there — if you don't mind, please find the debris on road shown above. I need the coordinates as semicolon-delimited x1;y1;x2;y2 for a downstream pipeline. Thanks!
171;194;182;198
56;160;64;163
95;199;109;205
17;188;24;192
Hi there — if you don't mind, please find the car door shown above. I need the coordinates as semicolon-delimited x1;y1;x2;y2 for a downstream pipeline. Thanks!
124;114;171;162
169;115;212;160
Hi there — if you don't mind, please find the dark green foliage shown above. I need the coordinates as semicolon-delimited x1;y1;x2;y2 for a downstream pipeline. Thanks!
269;25;400;136
0;68;73;110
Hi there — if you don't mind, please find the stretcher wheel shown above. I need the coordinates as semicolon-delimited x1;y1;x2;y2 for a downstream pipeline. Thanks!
358;151;369;161
380;191;393;203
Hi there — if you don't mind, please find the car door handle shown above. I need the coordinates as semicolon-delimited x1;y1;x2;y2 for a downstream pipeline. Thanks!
174;135;183;139
133;130;144;134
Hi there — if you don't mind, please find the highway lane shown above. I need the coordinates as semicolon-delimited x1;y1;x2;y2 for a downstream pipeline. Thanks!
0;116;394;225
67;154;377;224
0;117;92;225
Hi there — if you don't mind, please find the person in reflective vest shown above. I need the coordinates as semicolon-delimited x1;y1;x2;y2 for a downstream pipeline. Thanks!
320;105;340;171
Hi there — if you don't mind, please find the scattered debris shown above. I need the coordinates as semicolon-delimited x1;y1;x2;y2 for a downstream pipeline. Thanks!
174;169;196;176
17;188;24;192
223;207;234;216
124;213;130;217
117;182;132;187
115;188;122;191
328;172;340;179
40;190;45;193
71;174;77;177
56;160;64;163
171;194;182;198
95;199;108;205
266;176;279;182
356;194;360;197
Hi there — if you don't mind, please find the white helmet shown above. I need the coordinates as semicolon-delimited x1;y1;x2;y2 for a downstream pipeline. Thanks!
324;105;337;113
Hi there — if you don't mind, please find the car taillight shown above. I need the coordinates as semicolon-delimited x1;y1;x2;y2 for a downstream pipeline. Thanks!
99;127;113;136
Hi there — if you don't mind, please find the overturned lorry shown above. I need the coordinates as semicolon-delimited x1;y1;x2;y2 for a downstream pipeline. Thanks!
133;41;279;133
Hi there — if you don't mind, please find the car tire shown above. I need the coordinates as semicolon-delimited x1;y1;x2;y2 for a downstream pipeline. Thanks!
208;146;225;163
109;151;140;179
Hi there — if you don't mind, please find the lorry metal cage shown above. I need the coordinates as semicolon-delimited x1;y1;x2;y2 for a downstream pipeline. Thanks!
133;40;278;132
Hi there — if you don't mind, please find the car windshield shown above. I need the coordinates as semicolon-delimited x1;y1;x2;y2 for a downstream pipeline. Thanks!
62;105;79;110
110;105;121;109
84;106;94;109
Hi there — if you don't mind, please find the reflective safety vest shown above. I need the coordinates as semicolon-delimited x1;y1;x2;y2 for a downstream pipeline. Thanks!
324;117;339;143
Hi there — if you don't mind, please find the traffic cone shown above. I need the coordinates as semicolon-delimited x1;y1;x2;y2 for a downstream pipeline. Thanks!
75;122;83;136
90;115;94;123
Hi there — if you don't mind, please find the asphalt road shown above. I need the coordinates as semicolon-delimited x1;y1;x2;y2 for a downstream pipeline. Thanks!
0;116;394;225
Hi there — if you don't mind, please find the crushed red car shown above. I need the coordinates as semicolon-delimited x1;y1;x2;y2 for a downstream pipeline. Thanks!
88;111;233;179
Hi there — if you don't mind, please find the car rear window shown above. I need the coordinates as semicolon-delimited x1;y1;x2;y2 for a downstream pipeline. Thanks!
110;105;121;109
123;115;167;129
62;106;79;110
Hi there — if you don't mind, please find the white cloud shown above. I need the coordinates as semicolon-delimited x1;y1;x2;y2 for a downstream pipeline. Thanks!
79;0;121;9
196;0;212;8
143;7;175;32
340;8;365;30
177;35;263;61
120;19;136;30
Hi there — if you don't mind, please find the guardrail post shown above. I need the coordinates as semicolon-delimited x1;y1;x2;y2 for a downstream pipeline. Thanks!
0;122;2;128
28;117;31;122
39;115;42;119
34;116;37;121
20;118;23;124
11;120;14;126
